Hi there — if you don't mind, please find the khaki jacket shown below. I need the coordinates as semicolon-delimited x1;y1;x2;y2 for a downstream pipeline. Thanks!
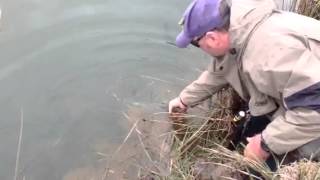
179;0;320;154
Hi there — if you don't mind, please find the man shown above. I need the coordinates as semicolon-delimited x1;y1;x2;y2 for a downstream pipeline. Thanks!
169;0;320;163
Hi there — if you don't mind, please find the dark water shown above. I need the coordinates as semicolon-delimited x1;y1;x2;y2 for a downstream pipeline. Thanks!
0;0;210;179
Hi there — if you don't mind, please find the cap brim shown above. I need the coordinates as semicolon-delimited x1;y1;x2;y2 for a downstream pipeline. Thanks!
176;31;192;48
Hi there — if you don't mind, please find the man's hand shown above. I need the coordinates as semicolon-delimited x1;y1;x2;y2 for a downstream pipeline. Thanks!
244;134;270;162
168;97;187;113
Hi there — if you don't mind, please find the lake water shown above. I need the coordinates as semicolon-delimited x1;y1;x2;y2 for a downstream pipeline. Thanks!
0;0;211;179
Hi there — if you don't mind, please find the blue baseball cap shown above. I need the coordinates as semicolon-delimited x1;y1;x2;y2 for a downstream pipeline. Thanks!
176;0;225;48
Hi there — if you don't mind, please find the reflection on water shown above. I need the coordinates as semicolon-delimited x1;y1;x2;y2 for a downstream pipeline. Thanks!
0;0;210;179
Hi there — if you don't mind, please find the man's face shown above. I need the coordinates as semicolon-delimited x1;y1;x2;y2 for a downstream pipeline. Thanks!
195;29;230;57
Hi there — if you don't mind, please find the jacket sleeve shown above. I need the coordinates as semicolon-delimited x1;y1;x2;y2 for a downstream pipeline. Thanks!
179;59;228;107
262;39;320;154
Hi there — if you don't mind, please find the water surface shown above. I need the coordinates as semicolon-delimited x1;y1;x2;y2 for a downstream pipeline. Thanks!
0;0;210;179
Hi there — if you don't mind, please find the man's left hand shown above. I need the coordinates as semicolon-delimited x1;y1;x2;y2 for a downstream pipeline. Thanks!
244;134;270;162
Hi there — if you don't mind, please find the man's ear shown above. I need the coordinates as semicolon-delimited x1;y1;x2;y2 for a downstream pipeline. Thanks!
205;31;220;48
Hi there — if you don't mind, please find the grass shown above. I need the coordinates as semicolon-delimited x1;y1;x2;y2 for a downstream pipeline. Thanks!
141;113;320;180
135;86;320;180
285;0;320;19
296;0;320;20
14;108;24;180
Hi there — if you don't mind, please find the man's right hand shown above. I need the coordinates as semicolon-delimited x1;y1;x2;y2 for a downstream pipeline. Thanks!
244;134;270;163
168;97;187;113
